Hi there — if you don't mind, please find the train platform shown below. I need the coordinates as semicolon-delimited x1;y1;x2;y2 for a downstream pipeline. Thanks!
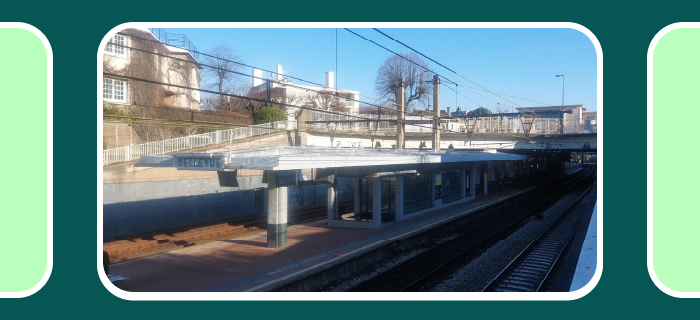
109;184;538;292
569;202;598;291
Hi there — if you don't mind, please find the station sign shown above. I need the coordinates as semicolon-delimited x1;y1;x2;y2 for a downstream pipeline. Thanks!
175;155;225;171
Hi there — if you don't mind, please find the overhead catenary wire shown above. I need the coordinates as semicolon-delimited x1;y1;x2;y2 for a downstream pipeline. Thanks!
103;102;252;122
106;40;437;120
122;29;559;112
347;28;560;114
440;82;492;109
110;30;570;135
116;31;327;88
371;28;541;114
103;114;246;129
103;72;455;134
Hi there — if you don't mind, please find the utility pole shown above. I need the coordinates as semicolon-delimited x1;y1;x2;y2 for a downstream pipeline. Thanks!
396;78;406;149
556;74;565;134
432;75;441;151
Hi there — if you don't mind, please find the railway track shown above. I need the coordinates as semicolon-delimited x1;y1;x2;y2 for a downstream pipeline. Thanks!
346;166;596;292
481;182;595;292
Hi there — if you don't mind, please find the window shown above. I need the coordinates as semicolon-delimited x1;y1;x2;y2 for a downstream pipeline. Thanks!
105;35;126;56
103;78;126;103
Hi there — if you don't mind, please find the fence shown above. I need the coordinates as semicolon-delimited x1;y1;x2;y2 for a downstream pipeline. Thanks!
103;120;296;165
310;111;567;135
311;111;435;133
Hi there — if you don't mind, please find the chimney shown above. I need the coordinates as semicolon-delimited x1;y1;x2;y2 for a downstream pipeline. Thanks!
277;65;283;81
447;107;452;116
325;71;334;88
252;69;263;87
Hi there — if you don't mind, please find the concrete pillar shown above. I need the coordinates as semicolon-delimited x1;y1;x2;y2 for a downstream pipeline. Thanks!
267;171;288;248
372;177;382;228
327;175;337;220
395;175;404;221
432;75;441;151
460;170;467;199
396;78;406;149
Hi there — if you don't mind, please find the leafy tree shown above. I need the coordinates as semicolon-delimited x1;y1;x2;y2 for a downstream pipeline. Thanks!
467;107;493;117
252;107;287;124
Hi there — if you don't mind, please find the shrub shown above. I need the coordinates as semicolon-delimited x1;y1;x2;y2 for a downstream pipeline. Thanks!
252;107;287;124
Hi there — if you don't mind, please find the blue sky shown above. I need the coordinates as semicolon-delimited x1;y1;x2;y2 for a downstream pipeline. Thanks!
162;28;597;112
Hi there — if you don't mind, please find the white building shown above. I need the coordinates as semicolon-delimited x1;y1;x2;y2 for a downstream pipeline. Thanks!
582;111;597;133
516;105;587;134
102;28;202;110
249;65;360;120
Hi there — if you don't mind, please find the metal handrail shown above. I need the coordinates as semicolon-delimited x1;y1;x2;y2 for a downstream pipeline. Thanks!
102;120;296;165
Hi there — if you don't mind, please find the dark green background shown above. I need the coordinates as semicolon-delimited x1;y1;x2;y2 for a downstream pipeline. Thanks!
1;1;661;315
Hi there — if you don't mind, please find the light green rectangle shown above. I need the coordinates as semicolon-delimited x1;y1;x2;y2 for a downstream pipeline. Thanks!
0;27;49;294
653;27;700;292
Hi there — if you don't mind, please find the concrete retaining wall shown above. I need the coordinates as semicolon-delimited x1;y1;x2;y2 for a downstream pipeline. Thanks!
103;176;355;240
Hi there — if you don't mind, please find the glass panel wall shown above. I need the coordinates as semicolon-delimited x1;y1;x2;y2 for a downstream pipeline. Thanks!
330;178;373;223
442;171;461;204
404;174;432;214
381;178;396;223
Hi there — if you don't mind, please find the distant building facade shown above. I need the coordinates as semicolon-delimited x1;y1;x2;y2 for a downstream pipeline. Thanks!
516;105;587;134
248;65;360;120
582;111;597;133
102;28;202;110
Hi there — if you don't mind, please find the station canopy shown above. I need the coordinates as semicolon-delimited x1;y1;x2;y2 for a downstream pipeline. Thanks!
137;146;530;171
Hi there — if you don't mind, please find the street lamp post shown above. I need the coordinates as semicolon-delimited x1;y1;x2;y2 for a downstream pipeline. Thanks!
556;74;565;134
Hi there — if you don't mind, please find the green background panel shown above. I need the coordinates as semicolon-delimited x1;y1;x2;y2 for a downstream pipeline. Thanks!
0;0;678;315
652;28;700;292
0;27;48;293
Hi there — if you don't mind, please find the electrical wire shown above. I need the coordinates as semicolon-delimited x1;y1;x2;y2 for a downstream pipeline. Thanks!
103;72;455;133
103;102;251;122
108;30;568;135
371;28;541;114
107;40;436;120
122;29;558;112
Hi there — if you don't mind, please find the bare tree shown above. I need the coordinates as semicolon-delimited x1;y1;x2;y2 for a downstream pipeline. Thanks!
203;44;243;101
307;90;349;112
374;52;433;112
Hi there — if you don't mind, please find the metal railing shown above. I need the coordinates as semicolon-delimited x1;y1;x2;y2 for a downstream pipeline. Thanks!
148;28;200;60
103;120;296;165
310;111;573;135
311;111;436;133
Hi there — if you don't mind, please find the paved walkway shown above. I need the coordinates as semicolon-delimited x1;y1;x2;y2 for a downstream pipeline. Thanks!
569;203;598;291
110;186;536;292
